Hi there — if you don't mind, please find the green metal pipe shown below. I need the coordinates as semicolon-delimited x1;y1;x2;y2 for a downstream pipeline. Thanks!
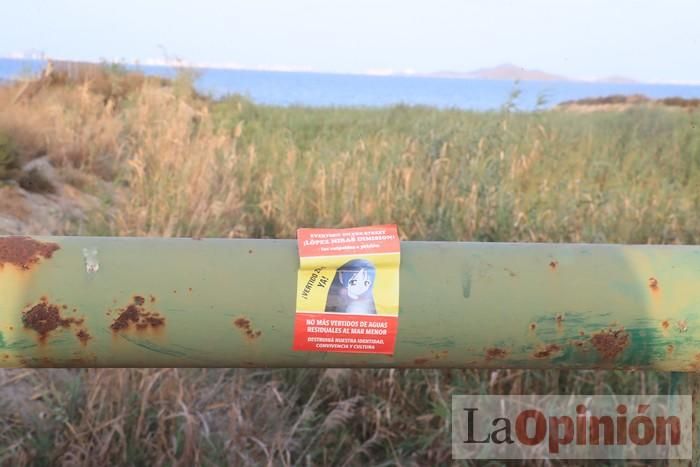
1;235;700;369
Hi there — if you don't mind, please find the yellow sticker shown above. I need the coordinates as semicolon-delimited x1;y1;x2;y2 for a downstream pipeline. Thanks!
293;225;400;354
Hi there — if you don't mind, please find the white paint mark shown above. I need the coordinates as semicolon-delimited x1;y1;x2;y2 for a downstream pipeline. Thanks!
82;247;99;274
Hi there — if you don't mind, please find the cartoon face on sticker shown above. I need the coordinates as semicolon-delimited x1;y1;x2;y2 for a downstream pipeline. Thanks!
324;258;377;314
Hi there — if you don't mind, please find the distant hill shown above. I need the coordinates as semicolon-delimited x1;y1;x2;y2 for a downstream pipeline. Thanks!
424;64;640;84
427;64;570;82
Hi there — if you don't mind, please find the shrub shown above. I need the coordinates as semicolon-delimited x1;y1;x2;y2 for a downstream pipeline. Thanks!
0;132;19;180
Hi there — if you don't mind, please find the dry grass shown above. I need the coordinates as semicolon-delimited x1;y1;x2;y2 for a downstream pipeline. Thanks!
0;64;698;465
2;63;698;244
109;86;243;237
0;77;119;178
0;368;677;466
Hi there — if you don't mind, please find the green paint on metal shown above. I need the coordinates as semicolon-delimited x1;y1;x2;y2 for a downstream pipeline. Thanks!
4;339;38;351
460;265;472;298
119;335;193;359
0;236;699;369
400;338;457;349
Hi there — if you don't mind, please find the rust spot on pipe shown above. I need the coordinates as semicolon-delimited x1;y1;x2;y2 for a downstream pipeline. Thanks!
648;277;659;292
234;317;262;339
0;236;60;270
590;327;629;360
661;319;670;330
111;297;165;332
22;299;83;342
667;344;674;354
549;260;558;270
529;323;537;331
485;347;508;360
533;344;561;359
76;329;91;345
572;339;588;350
110;306;139;331
234;317;250;328
414;358;429;365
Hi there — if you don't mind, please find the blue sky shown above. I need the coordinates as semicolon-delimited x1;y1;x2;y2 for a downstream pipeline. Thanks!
2;0;698;83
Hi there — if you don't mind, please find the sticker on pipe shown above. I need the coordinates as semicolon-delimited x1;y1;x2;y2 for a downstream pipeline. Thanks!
293;225;400;354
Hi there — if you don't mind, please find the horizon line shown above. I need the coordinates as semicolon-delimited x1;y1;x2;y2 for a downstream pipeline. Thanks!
3;53;700;87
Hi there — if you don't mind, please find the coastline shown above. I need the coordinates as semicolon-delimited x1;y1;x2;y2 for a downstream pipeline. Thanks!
2;58;700;111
